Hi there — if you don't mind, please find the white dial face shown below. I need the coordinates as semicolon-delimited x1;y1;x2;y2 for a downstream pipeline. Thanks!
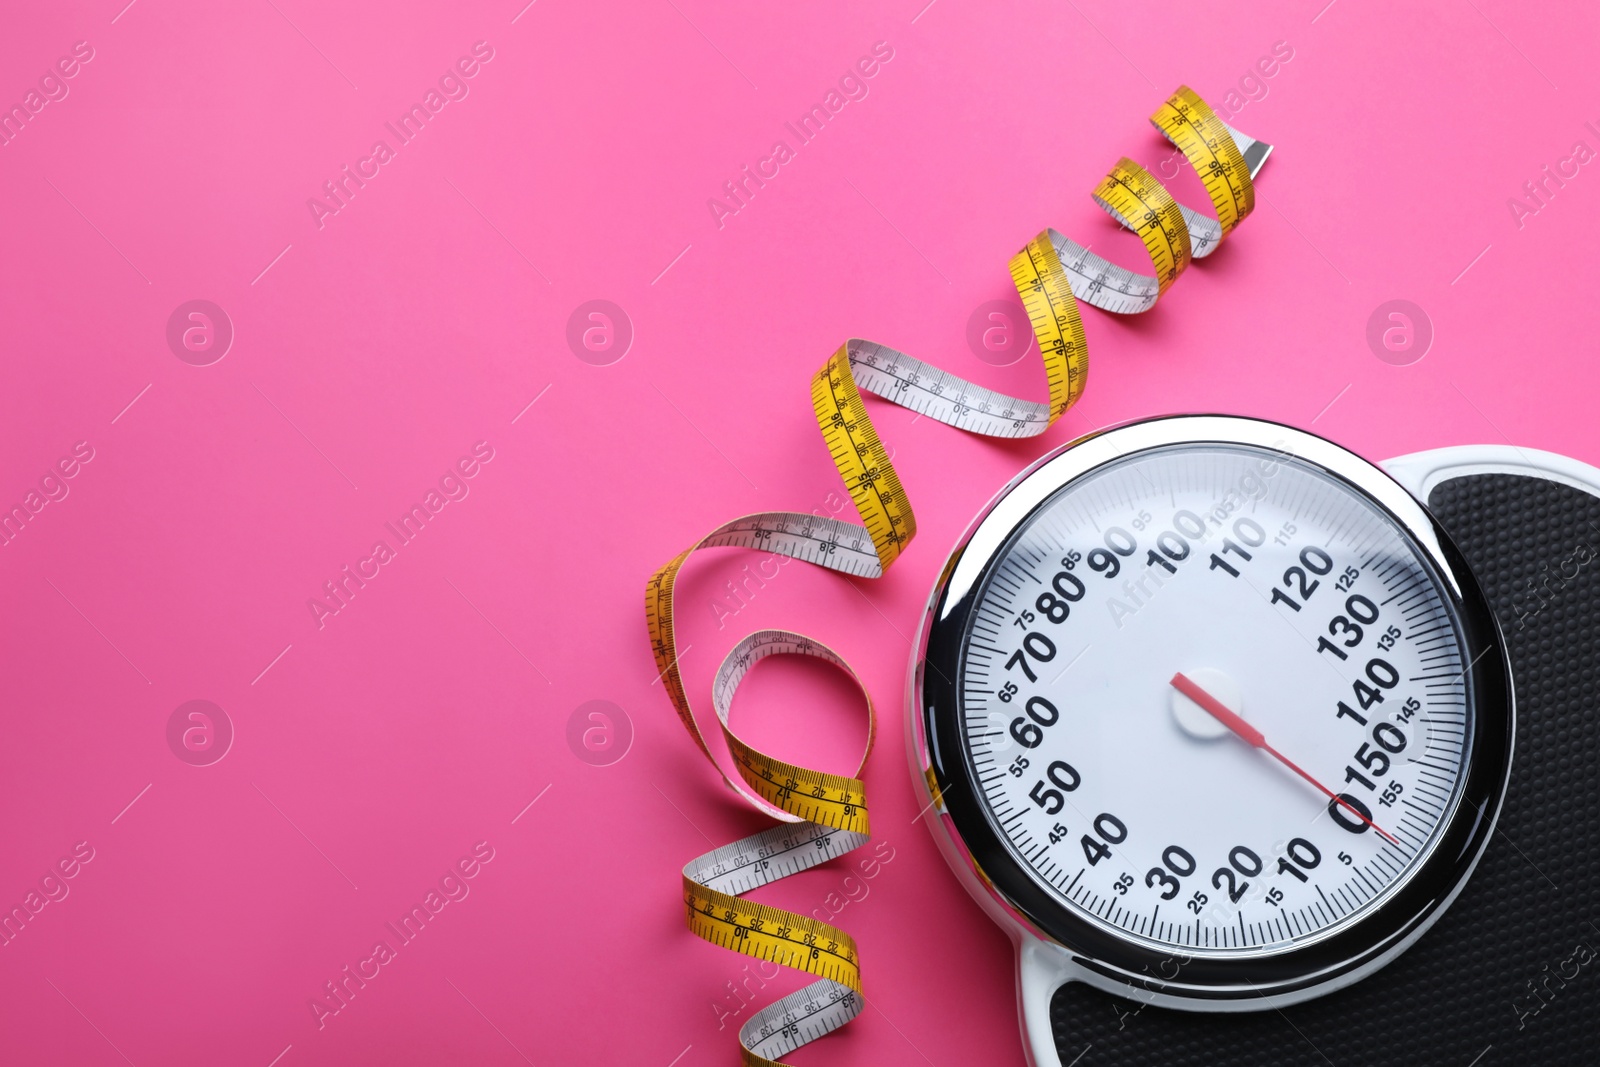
960;444;1472;954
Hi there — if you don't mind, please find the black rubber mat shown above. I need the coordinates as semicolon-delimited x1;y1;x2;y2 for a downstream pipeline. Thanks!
1049;473;1600;1065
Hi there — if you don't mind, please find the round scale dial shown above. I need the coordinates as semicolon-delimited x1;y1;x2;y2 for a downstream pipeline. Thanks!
958;442;1471;953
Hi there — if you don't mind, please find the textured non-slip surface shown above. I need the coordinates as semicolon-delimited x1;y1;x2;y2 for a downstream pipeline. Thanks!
1051;473;1600;1065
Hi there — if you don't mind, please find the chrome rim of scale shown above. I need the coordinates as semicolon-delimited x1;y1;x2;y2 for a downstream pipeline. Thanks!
910;415;1514;1059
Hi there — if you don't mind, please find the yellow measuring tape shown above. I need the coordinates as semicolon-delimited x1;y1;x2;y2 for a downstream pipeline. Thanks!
646;86;1270;1066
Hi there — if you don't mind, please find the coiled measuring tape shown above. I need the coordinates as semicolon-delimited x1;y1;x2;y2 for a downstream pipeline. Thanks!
645;86;1271;1067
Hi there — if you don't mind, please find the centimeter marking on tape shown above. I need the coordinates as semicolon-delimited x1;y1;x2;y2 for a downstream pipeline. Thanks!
646;85;1271;1067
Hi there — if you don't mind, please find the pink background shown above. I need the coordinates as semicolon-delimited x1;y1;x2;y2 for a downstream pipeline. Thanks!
2;1;1597;1064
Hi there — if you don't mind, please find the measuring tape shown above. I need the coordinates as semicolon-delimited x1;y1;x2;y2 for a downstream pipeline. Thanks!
646;86;1271;1067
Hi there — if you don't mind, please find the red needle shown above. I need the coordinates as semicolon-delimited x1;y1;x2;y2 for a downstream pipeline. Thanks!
1170;672;1401;847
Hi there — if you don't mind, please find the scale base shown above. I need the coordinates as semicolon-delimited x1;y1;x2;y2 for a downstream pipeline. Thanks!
1024;445;1600;1066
